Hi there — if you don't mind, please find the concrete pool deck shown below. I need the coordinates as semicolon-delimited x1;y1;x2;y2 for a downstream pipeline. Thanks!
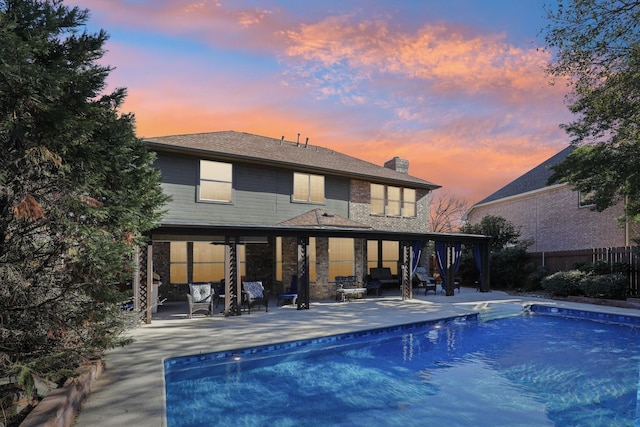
72;289;640;427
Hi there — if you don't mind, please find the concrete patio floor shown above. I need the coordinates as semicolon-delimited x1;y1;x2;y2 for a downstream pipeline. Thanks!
73;288;640;427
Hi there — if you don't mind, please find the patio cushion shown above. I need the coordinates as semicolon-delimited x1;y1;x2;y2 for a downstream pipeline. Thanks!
243;281;264;299
370;267;399;286
190;283;212;303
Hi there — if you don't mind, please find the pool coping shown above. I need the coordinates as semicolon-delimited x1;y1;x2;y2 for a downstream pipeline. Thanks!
528;303;640;327
73;292;640;427
165;303;640;374
164;313;478;373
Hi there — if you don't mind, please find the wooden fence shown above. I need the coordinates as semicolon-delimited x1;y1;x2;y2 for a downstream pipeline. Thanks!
527;247;639;297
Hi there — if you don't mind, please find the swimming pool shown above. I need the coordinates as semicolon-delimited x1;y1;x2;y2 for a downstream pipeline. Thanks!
165;307;640;426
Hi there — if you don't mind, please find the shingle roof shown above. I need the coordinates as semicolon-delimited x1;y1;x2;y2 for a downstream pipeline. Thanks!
473;145;575;206
278;208;372;228
144;131;440;190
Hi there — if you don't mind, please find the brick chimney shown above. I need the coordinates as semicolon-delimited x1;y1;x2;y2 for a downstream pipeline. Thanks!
384;157;409;174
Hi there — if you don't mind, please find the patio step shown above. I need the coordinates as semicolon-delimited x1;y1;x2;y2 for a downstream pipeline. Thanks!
475;303;525;322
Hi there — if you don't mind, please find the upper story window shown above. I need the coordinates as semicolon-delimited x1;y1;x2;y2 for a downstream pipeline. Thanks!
403;188;416;217
293;172;324;203
387;186;401;216
199;160;232;202
579;190;595;208
370;184;416;217
371;184;386;215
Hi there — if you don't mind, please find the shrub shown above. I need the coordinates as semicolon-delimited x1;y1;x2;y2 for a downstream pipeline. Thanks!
541;270;586;296
524;266;549;292
579;274;628;299
611;262;630;275
490;247;534;290
573;260;610;275
573;260;630;275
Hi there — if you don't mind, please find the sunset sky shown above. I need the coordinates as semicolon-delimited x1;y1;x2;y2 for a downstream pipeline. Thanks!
70;0;571;205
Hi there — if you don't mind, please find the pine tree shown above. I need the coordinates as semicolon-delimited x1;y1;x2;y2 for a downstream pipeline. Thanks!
0;0;167;399
543;0;640;221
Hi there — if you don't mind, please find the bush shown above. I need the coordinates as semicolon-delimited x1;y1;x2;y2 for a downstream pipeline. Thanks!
523;266;549;292
541;270;586;296
611;262;630;275
579;274;628;299
573;260;630;275
573;260;609;275
490;247;534;290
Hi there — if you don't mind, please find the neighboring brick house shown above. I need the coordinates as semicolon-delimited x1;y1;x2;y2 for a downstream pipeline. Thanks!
466;146;634;252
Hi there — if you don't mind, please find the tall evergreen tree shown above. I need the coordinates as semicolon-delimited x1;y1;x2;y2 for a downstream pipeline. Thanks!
461;215;524;252
460;215;533;290
543;0;640;221
0;0;166;398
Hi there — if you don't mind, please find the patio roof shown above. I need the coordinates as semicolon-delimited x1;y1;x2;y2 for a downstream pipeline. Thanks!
150;221;491;244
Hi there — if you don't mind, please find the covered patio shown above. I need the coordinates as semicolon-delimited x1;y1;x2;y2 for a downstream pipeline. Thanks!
134;223;492;324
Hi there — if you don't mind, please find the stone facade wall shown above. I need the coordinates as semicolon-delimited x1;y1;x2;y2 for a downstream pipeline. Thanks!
281;237;299;296
349;179;430;233
245;241;274;292
467;185;631;252
280;237;335;300
354;238;366;285
280;236;369;300
151;242;183;301
314;237;332;299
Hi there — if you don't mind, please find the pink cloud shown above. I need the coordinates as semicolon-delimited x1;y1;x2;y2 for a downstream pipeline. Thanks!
72;1;573;204
281;16;561;103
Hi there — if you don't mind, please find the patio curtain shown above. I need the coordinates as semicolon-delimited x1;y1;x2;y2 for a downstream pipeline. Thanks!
473;244;483;289
411;240;422;275
435;241;462;284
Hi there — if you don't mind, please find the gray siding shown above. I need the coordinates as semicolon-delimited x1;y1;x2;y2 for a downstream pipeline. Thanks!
156;153;349;225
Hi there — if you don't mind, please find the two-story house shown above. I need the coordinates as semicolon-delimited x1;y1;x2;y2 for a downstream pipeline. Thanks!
466;146;635;252
140;131;490;317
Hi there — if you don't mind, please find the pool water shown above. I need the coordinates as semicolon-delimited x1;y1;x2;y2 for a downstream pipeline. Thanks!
165;312;640;427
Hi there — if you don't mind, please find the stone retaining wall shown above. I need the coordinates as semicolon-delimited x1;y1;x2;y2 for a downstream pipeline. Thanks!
20;360;105;427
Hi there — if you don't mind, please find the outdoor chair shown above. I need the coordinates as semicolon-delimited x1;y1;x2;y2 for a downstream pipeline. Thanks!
214;280;225;308
413;267;437;295
242;281;269;313
366;280;382;296
277;275;298;306
187;282;215;318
